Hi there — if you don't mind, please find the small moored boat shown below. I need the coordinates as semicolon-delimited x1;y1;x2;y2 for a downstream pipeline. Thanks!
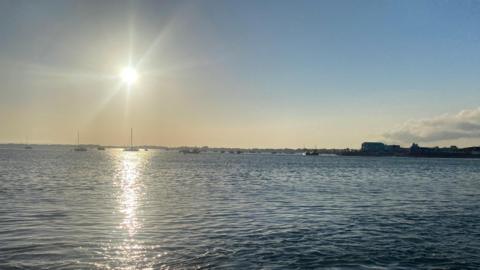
74;131;87;151
124;128;139;152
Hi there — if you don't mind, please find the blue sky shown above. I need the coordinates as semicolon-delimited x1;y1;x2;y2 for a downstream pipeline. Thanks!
0;0;479;147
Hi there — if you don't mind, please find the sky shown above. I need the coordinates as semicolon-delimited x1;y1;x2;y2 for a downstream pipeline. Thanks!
0;0;480;148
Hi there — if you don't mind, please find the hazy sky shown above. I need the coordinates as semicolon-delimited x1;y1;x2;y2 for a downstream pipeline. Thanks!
1;0;480;148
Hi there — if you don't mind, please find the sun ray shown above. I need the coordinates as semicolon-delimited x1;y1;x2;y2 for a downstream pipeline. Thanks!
21;62;115;82
133;17;176;69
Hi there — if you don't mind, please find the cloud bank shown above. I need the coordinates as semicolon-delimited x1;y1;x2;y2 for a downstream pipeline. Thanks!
383;107;480;143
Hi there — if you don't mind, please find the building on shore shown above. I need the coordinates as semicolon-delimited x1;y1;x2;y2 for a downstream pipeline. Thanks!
409;143;480;158
342;142;480;158
354;142;407;156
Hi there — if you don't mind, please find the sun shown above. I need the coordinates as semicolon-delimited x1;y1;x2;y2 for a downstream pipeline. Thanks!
120;67;139;86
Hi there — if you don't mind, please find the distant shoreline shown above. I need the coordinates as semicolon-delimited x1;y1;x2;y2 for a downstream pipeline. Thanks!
3;142;480;159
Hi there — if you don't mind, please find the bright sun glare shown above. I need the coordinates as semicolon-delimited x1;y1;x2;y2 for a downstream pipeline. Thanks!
120;67;138;85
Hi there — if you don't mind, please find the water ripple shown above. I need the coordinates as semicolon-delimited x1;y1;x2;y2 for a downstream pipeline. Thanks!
1;147;480;269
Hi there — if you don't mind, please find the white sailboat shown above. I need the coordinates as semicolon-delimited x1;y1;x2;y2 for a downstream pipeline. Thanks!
74;131;87;151
24;136;32;149
124;128;139;151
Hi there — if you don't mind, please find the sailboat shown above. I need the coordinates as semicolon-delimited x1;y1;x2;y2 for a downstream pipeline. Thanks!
74;131;87;151
124;128;139;152
24;136;32;149
303;146;319;156
303;149;319;156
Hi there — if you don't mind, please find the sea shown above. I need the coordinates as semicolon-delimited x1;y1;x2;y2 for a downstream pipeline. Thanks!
1;146;479;269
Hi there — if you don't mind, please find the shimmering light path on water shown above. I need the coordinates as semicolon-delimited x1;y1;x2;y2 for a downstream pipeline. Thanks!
1;146;480;269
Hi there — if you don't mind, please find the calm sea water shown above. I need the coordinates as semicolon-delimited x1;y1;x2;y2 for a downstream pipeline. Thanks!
1;146;480;269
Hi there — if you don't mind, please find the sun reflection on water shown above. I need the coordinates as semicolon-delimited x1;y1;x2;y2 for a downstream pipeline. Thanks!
119;152;142;236
108;150;154;269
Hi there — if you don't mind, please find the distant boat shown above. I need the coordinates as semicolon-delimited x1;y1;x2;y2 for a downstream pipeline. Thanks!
303;150;319;156
97;146;105;150
74;131;87;152
144;148;148;151
124;128;139;152
24;136;32;149
180;148;200;154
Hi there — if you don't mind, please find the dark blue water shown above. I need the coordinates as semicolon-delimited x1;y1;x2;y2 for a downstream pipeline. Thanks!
1;146;480;269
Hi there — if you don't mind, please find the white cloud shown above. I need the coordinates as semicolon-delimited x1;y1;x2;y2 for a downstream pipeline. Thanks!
383;107;480;143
